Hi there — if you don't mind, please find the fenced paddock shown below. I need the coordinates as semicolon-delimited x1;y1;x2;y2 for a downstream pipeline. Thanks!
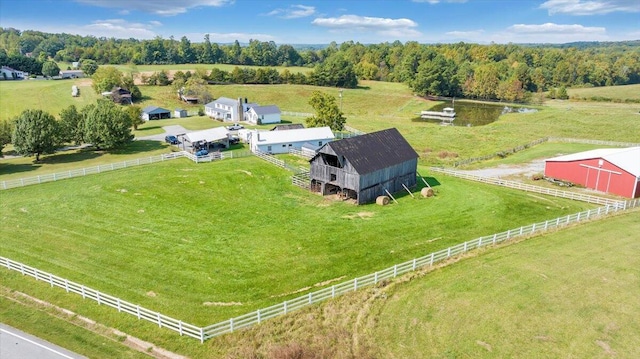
2;198;638;342
430;167;625;207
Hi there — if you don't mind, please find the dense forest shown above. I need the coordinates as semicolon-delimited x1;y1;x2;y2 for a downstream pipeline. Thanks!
1;27;639;102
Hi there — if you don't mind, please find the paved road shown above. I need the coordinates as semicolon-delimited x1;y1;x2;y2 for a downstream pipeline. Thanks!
0;323;87;359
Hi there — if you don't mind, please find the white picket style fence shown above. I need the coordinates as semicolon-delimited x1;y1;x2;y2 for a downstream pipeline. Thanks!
2;198;638;342
429;167;626;207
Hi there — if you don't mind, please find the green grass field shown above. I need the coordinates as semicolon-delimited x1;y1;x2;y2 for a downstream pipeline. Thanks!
371;210;640;358
0;78;100;121
568;83;640;101
0;156;592;325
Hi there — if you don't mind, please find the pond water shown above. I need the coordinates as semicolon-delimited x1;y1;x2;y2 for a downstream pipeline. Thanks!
413;101;537;127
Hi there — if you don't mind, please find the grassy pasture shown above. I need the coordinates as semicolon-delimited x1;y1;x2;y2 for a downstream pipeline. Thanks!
371;210;640;358
0;156;592;325
0;78;100;121
568;83;640;101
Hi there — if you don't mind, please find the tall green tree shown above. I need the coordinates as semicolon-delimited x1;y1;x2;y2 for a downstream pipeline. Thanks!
59;105;84;145
83;100;133;150
12;109;59;161
91;66;124;94
80;59;98;76
0;120;13;157
125;105;144;130
305;91;346;131
41;60;59;77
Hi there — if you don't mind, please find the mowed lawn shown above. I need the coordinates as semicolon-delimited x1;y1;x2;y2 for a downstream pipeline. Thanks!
372;210;640;358
0;156;592;324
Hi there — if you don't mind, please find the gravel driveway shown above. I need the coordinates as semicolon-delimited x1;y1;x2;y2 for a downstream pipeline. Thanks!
456;159;546;178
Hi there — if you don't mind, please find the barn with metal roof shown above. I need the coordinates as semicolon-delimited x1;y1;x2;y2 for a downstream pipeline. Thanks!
544;146;640;198
309;128;419;204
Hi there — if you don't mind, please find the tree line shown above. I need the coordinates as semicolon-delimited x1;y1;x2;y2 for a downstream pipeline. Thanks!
1;27;640;100
1;101;140;160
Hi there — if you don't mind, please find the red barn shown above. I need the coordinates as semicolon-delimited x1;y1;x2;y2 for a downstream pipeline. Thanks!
544;147;640;198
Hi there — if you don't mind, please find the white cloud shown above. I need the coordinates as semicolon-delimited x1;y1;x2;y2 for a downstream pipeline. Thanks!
312;15;421;42
75;0;233;16
508;22;606;35
445;30;485;39
267;5;316;19
81;19;161;39
540;0;640;15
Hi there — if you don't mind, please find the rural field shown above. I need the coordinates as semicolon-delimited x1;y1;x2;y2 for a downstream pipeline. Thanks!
1;77;640;358
0;156;593;323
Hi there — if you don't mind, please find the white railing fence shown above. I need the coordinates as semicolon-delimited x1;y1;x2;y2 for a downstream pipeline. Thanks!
0;150;235;191
2;198;638;342
429;167;625;207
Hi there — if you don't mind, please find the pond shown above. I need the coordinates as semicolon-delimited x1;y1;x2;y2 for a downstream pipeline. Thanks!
413;101;537;127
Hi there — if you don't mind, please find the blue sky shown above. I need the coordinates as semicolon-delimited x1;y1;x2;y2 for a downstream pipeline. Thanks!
1;0;638;44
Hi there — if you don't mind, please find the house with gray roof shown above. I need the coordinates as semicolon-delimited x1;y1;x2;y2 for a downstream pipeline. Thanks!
245;105;281;125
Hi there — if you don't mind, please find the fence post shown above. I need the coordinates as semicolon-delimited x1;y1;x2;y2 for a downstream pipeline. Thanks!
81;285;85;299
532;223;536;233
506;229;511;239
49;273;53;287
157;313;162;328
393;264;397;277
430;252;435;266
493;233;497;244
331;285;335;298
230;318;234;332
117;298;121;312
374;272;378;284
412;258;417;271
97;292;101;305
65;279;69;292
257;309;261;324
284;301;288;314
463;242;467;252
308;292;312;304
447;247;451;257
137;305;141;319
354;278;358;291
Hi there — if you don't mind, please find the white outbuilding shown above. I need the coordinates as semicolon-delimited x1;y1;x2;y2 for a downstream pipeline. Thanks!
250;126;335;154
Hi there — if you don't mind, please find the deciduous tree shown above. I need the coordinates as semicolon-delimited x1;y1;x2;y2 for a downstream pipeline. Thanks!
12;109;59;161
305;91;346;131
0;120;13;157
80;59;98;76
83;100;133;150
59;105;84;145
41;60;59;78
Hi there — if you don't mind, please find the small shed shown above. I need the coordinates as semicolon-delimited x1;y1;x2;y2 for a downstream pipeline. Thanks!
174;109;188;118
309;128;419;204
545;146;640;198
142;106;171;121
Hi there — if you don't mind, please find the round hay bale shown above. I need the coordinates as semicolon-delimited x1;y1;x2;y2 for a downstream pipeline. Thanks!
421;187;434;198
376;196;390;206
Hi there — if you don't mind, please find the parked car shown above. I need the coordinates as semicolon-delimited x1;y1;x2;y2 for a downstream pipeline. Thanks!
165;135;179;145
227;123;244;131
195;149;209;157
229;136;240;145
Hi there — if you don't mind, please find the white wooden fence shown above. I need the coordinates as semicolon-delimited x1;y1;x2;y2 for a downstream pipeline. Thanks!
0;151;234;191
429;167;626;207
2;198;638;342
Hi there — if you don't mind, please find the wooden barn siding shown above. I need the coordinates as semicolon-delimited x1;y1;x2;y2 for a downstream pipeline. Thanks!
309;163;360;190
358;172;417;204
359;159;418;190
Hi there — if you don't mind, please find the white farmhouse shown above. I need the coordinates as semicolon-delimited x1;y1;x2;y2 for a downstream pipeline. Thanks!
245;105;281;125
250;126;335;154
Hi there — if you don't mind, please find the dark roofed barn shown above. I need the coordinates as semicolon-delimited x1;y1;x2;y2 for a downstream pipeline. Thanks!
142;106;171;121
309;128;419;204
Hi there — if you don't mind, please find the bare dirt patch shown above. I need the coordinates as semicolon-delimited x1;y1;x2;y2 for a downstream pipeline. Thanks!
237;169;253;176
146;291;157;297
595;340;616;356
342;212;375;220
476;340;493;352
